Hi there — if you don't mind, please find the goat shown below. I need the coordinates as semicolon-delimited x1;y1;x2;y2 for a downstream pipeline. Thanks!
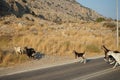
14;46;23;55
24;47;36;58
101;45;116;64
107;51;120;68
73;50;86;64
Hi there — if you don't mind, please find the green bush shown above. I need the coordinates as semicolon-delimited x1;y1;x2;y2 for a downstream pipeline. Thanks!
96;17;105;22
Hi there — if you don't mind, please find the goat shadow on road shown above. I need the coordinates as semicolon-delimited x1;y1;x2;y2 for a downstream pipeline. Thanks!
86;57;104;63
33;52;45;60
86;59;91;63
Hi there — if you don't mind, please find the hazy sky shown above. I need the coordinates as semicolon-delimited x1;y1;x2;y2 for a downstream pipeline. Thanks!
77;0;120;20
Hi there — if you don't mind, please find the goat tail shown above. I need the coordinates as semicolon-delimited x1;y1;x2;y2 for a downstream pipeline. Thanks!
83;51;86;55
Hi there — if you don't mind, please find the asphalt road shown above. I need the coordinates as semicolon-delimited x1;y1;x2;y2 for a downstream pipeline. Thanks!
0;58;120;80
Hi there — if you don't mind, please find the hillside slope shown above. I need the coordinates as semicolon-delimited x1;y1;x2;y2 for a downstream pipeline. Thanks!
0;0;116;67
0;0;103;22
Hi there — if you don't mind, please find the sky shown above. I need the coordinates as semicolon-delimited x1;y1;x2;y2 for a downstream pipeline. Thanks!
77;0;120;20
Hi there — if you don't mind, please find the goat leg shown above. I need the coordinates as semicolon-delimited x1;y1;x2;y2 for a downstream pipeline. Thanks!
81;56;86;64
83;59;86;64
110;61;115;65
113;62;118;68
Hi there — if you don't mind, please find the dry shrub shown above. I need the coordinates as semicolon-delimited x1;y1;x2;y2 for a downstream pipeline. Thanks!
103;22;116;30
0;53;29;67
86;44;101;53
2;53;14;66
0;21;118;67
0;53;3;63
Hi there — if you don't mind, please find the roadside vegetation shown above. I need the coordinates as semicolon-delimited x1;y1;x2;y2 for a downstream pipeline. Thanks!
96;17;105;22
0;16;118;67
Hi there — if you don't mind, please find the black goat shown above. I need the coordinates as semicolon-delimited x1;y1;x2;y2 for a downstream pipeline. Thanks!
24;47;36;58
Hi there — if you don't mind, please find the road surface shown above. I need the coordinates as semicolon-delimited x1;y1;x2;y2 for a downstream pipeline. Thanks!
0;58;120;80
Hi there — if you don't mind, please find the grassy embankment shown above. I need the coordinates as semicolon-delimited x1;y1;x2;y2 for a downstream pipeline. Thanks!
0;20;118;67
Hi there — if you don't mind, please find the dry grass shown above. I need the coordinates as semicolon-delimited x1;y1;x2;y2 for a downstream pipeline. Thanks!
0;53;29;67
0;20;119;67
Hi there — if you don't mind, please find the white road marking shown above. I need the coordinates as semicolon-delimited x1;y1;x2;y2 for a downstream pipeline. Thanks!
72;68;118;80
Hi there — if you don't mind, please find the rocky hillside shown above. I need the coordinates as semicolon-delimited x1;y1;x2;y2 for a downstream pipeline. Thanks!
0;0;103;23
0;0;117;67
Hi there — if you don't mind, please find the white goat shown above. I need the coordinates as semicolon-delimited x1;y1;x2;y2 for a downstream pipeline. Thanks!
107;51;120;68
14;47;23;55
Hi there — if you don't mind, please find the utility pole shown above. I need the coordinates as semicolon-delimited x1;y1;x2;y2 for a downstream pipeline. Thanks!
116;0;119;49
